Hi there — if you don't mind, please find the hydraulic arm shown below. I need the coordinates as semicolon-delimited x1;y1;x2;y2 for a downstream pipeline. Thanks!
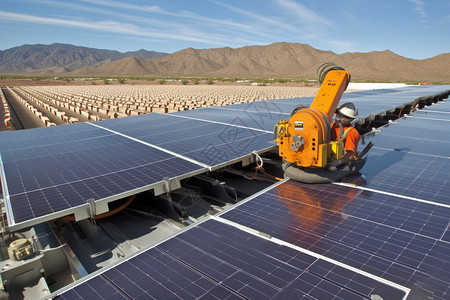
274;62;351;168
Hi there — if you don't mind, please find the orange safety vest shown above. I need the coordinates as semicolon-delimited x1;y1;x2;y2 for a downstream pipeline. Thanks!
330;121;360;154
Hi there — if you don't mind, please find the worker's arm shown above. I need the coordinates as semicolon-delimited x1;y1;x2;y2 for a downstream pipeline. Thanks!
327;151;356;171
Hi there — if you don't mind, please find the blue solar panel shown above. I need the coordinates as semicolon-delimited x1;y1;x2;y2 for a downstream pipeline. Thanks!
342;86;450;123
0;122;105;152
176;104;290;132
343;88;403;97
0;122;205;229
0;106;278;229
215;96;450;298
210;97;313;115
362;115;450;157
414;109;450;120
220;180;450;299
361;148;449;205
57;218;406;299
90;111;185;132
358;101;450;204
175;86;450;128
57;275;128;299
95;113;275;166
420;102;450;112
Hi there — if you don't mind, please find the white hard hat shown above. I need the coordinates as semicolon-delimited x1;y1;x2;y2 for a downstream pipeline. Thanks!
338;102;358;119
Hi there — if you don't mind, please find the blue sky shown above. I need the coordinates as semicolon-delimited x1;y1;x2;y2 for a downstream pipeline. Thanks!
0;0;448;59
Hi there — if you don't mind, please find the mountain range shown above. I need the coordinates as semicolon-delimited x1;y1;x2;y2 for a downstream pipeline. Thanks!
0;43;168;74
1;42;449;82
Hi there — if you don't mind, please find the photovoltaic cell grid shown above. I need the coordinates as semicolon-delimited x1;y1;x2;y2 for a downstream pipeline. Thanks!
362;114;450;157
359;102;450;204
176;101;295;132
1;108;277;229
95;113;275;166
356;148;449;205
0;122;104;152
58;218;406;300
413;109;450;120
0;122;204;228
420;101;450;112
220;180;450;299
326;86;449;124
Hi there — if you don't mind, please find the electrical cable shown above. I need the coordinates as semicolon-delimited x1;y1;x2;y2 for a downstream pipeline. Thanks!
251;151;283;181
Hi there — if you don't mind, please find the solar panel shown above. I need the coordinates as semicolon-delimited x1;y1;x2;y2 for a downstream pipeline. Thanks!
0;122;206;230
412;109;450;120
209;96;314;115
359;106;450;204
57;218;407;299
420;102;450;113
220;180;450;299
341;86;450;124
175;103;291;132
177;86;450;127
0;122;103;152
361;115;450;156
0;105;279;229
94;113;275;166
362;154;449;206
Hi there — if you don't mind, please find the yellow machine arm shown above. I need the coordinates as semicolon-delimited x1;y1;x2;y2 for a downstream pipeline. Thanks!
274;62;351;168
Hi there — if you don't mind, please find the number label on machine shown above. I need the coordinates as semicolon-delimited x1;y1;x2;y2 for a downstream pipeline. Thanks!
294;121;304;130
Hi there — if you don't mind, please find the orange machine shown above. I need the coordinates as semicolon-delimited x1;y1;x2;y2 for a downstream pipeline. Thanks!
274;63;351;168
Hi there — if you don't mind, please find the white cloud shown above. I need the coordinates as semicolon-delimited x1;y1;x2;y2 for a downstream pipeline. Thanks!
14;0;328;49
408;0;426;19
78;0;162;14
0;11;224;44
275;0;333;30
209;0;300;33
78;0;261;35
72;0;291;46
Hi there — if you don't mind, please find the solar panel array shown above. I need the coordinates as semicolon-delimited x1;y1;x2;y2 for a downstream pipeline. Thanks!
0;122;206;229
95;112;275;166
203;85;450;126
359;111;450;205
53;85;450;299
222;180;450;299
58;218;407;299
2;85;448;231
0;112;274;230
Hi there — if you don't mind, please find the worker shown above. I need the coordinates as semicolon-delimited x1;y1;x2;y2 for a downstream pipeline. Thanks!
328;102;360;171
